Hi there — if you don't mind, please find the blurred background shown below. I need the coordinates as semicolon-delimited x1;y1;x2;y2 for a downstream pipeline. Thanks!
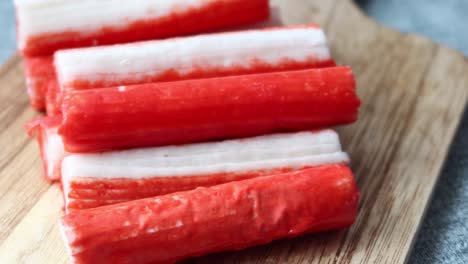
1;0;467;263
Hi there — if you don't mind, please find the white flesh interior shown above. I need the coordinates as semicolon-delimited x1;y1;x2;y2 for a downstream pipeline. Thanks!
62;130;348;180
54;27;330;88
44;128;65;177
15;0;214;49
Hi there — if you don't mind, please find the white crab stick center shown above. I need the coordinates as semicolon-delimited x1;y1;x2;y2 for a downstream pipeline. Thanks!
54;26;331;89
15;0;213;48
44;129;65;177
61;130;349;180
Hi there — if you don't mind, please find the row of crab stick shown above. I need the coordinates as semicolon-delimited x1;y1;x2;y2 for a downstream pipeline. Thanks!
44;25;334;115
16;0;270;110
59;66;359;152
54;78;360;258
61;164;359;264
18;6;363;262
28;118;360;263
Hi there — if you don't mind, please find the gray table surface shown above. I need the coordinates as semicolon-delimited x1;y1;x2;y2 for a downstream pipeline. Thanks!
1;1;467;263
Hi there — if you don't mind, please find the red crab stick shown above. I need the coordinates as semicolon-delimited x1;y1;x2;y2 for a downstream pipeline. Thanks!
62;130;349;211
26;116;65;181
61;164;360;264
50;25;335;115
23;56;57;110
60;67;360;153
15;0;270;56
54;25;334;90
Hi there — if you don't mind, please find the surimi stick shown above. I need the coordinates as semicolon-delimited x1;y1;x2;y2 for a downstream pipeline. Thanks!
55;25;334;90
26;116;65;181
23;56;57;110
59;67;360;153
61;164;360;264
61;130;349;211
15;0;270;56
50;25;336;115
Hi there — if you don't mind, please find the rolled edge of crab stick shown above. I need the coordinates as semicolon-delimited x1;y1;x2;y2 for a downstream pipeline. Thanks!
61;130;349;211
25;116;65;181
23;56;57;110
54;25;334;90
59;66;360;153
60;164;359;264
15;0;270;56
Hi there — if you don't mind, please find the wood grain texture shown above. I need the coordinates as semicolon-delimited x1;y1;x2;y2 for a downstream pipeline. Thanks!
0;0;467;263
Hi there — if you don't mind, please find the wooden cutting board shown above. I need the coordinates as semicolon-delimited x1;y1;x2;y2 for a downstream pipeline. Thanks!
0;0;467;263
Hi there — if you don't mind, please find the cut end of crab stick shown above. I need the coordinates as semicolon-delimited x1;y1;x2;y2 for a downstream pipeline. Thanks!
61;164;359;264
15;0;270;56
23;56;57;110
26;116;65;181
61;130;349;211
60;67;360;153
55;25;334;90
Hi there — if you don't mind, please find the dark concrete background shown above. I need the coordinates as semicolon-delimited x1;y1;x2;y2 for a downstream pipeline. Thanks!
1;1;467;263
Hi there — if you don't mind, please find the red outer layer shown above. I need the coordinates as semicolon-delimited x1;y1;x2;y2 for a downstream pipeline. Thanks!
61;164;359;264
45;75;62;116
52;60;336;116
59;67;360;153
66;166;328;211
23;56;58;111
51;58;336;116
25;116;63;182
19;0;270;56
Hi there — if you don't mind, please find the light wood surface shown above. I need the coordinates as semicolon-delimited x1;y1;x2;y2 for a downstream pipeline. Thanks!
0;0;467;263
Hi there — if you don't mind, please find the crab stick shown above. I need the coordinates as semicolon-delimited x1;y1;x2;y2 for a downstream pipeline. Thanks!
61;164;359;264
15;0;270;56
55;25;334;90
26;116;65;181
62;130;349;211
23;56;57;110
50;25;335;115
59;67;360;153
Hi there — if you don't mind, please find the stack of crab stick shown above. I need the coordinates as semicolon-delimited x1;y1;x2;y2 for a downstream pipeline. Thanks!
19;1;363;263
15;0;270;110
